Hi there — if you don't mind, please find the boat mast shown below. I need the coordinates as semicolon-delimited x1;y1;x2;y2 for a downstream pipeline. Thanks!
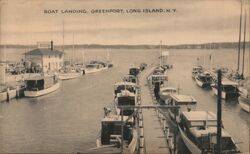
237;1;243;72
72;32;75;65
160;41;162;67
241;8;247;78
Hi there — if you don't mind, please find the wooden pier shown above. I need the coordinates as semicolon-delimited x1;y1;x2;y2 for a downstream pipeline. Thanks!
138;67;171;154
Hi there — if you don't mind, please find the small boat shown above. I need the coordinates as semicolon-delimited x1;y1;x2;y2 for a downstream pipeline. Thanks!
129;67;140;77
95;111;138;153
195;71;214;88
84;62;108;74
192;66;203;79
114;82;138;116
178;111;240;154
165;94;197;123
24;74;60;97
58;66;82;80
159;86;177;103
211;79;239;99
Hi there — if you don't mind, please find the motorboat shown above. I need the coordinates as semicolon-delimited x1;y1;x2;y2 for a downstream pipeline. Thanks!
165;94;197;123
24;74;60;97
178;111;240;154
195;71;214;88
192;66;203;79
211;78;239;99
129;67;140;77
58;66;82;80
84;61;108;74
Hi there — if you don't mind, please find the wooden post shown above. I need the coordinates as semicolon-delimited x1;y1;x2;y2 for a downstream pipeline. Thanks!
121;108;124;153
217;69;222;154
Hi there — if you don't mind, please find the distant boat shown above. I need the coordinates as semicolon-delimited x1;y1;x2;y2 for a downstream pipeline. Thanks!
24;74;60;97
178;111;240;154
211;79;240;99
84;61;108;74
165;94;197;123
194;71;213;88
58;67;82;80
129;67;140;77
192;66;203;79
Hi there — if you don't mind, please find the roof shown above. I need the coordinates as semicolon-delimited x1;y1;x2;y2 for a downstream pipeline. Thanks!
170;94;197;104
160;86;177;91
221;78;239;86
190;127;230;138
25;48;64;56
182;111;217;122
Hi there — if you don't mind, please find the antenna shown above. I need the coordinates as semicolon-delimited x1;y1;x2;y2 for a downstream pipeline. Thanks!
237;0;243;72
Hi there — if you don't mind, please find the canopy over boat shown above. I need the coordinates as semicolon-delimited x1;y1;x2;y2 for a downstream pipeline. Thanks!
182;111;216;122
170;94;197;105
160;86;177;92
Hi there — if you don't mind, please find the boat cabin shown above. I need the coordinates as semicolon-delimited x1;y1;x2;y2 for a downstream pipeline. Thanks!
179;111;240;153
25;75;58;91
101;115;134;145
150;74;168;85
212;79;239;99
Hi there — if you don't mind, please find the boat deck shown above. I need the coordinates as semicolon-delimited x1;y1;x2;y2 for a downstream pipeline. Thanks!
139;67;170;154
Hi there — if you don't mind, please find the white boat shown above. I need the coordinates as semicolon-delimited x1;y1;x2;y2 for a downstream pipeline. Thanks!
179;111;240;154
165;94;197;123
192;66;203;79
211;78;240;99
84;63;108;74
159;86;177;103
24;74;60;97
195;71;213;88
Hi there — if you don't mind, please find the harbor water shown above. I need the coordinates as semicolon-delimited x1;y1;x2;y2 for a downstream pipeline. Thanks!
0;48;249;153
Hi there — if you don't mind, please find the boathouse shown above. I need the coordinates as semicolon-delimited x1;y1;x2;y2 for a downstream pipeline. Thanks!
24;41;64;73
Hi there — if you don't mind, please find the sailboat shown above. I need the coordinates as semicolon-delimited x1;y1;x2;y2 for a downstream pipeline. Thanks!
58;32;82;80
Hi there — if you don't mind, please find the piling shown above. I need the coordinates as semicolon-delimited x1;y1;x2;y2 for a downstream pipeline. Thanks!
217;69;222;154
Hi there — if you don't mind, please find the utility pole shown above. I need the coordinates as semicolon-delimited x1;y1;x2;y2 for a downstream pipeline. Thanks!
217;69;222;154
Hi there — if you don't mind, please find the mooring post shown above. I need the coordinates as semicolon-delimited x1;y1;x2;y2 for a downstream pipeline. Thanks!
217;69;222;154
121;108;124;153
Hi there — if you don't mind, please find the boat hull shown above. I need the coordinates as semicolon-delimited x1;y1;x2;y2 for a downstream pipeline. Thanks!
58;72;81;80
178;125;202;154
239;96;250;113
24;82;60;97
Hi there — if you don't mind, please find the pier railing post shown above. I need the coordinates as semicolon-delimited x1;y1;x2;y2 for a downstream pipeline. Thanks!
217;69;222;154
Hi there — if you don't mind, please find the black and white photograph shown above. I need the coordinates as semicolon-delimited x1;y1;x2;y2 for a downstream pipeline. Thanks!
0;0;249;153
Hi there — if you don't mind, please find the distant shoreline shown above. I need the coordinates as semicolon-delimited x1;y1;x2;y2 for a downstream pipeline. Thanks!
0;42;249;50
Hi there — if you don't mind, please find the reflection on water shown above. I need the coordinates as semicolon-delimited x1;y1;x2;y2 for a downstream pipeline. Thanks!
0;48;249;153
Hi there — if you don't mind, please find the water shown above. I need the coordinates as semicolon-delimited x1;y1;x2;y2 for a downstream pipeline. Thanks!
0;48;249;153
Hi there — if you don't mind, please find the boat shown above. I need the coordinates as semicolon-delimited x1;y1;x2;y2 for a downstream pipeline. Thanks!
178;111;240;154
192;66;203;79
84;61;108;74
24;74;60;97
129;67;140;77
159;86;177;104
95;110;138;153
195;71;214;88
211;78;240;99
58;67;82;80
165;94;197;123
114;82;138;116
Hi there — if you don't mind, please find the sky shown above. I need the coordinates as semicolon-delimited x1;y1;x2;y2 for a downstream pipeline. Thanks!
0;0;249;45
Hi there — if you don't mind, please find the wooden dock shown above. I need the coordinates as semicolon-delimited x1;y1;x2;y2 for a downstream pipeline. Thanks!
138;67;171;154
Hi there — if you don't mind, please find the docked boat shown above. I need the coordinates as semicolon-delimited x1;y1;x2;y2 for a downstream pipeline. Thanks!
24;74;60;97
159;86;177;103
95;111;138;153
165;94;197;123
178;111;240;154
195;71;214;88
84;62;108;74
211;79;239;99
114;82;138;116
129;67;140;77
58;66;82;80
192;66;203;79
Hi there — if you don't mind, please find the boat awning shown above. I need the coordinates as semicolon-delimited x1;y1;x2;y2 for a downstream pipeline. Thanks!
160;87;177;92
221;79;239;86
170;94;197;105
182;111;217;121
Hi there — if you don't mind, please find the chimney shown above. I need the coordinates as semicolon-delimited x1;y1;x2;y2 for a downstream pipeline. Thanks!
51;41;53;50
